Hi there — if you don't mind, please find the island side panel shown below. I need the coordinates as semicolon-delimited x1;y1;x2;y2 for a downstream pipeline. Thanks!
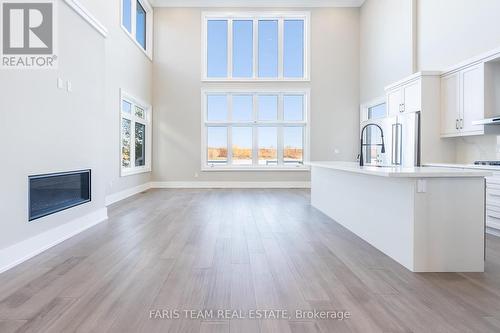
413;177;485;272
311;166;416;270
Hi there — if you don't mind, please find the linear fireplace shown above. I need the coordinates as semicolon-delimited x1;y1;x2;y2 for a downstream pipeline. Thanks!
29;170;91;221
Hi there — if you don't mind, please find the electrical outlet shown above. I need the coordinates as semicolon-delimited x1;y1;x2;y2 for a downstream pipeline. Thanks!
194;172;199;178
67;81;72;92
57;78;63;89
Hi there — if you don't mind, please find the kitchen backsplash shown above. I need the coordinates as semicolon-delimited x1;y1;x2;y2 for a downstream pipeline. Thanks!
455;135;500;163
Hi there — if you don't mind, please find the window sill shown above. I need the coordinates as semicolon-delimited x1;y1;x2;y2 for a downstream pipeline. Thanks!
201;166;311;172
121;166;151;177
121;26;152;61
202;78;310;83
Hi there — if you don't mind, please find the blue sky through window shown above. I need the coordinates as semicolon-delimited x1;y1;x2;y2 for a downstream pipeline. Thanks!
208;127;227;149
122;0;132;32
284;20;304;78
233;21;253;77
232;127;253;149
258;20;278;78
207;20;228;77
284;127;303;149
233;95;253;121
259;127;277;149
258;95;278;120
284;95;304;121
136;1;146;50
207;95;228;121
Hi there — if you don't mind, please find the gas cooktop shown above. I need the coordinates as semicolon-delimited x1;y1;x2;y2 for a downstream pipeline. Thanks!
474;161;500;166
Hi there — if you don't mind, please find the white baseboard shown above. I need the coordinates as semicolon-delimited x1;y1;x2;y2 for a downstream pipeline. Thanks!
0;208;108;274
150;181;311;189
105;182;153;206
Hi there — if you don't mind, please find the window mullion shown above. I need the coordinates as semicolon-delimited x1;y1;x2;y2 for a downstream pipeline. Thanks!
131;0;137;39
278;18;284;79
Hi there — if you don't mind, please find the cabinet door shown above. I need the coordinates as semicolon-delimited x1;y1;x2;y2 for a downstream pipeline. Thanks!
440;72;460;136
402;80;421;113
461;64;484;134
387;89;401;117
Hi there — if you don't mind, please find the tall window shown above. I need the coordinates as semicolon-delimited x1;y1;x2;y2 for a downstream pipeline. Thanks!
202;90;309;170
121;91;152;176
202;12;309;81
121;0;153;58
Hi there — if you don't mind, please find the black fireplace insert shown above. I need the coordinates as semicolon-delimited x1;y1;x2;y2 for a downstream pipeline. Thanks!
29;170;91;221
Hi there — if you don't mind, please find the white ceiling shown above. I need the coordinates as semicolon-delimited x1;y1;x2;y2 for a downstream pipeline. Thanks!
150;0;365;8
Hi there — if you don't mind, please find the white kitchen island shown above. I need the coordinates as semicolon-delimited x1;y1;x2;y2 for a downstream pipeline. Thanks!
309;161;491;272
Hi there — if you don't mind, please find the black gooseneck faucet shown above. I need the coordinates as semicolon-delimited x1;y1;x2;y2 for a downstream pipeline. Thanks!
359;123;385;167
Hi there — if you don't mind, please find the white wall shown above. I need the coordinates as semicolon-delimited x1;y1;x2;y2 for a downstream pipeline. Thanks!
152;7;360;183
0;3;106;250
359;0;413;102
0;0;153;259
417;0;500;163
79;0;153;195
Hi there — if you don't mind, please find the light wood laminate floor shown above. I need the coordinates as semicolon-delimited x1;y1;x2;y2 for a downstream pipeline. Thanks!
1;189;500;333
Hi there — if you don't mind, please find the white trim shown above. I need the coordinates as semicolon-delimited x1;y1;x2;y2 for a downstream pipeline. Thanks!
120;89;153;177
0;208;108;274
152;0;365;7
63;0;108;37
151;181;311;189
360;95;386;123
120;0;154;60
105;182;153;206
202;11;310;81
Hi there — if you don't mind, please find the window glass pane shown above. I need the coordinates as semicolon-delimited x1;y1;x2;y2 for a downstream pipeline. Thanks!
284;95;304;121
122;0;132;33
233;20;253;78
207;127;228;165
135;123;146;167
232;95;253;121
284;20;304;78
121;118;131;168
122;100;132;114
134;106;145;119
258;95;278;121
368;103;386;119
258;20;278;78
207;95;228;121
207;20;228;78
232;127;253;165
136;1;146;50
258;127;277;166
284;127;304;165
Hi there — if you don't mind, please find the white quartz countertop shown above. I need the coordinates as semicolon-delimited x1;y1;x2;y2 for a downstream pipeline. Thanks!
425;163;500;171
307;161;492;178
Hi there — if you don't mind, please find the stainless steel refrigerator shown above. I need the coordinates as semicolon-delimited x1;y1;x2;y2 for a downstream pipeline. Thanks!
361;111;421;167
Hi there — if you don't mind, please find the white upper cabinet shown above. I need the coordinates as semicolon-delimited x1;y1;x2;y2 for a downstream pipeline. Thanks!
402;80;422;113
386;76;422;117
440;63;484;137
440;72;460;136
461;64;485;133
